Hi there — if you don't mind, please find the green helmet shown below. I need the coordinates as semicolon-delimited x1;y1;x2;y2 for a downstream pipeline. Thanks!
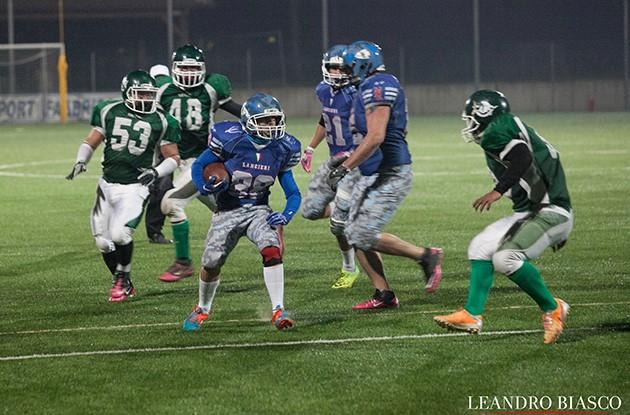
171;44;206;88
461;89;510;143
120;70;158;114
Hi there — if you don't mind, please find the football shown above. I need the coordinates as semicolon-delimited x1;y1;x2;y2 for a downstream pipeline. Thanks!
203;162;229;183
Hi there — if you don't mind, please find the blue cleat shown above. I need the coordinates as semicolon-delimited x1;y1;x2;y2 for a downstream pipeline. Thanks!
182;307;210;331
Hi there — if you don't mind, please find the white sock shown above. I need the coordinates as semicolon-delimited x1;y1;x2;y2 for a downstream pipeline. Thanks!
341;247;356;272
263;264;284;310
198;279;220;313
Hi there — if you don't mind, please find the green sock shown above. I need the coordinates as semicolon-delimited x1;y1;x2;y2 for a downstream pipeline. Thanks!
172;220;191;263
508;261;557;312
464;260;494;316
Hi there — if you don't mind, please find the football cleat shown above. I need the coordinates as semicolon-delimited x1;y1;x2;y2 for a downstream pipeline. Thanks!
271;306;294;330
149;233;173;244
433;308;483;334
182;307;210;331
352;290;400;310
159;260;195;282
331;268;360;289
542;298;570;345
420;247;444;293
109;273;136;302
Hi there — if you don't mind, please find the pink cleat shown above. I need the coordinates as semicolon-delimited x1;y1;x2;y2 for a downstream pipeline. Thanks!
109;273;136;302
352;290;399;310
159;260;195;282
420;247;443;293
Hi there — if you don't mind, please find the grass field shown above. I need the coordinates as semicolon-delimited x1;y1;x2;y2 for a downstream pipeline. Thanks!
1;113;629;414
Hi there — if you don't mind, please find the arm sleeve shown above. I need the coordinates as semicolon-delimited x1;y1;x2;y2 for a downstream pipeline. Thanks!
219;99;242;117
493;142;532;194
191;149;221;193
278;170;301;222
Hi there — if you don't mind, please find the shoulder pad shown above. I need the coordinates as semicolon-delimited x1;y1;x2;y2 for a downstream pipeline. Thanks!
206;73;232;100
280;134;302;153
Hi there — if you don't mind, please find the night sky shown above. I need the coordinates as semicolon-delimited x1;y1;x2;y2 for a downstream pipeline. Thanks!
0;0;626;92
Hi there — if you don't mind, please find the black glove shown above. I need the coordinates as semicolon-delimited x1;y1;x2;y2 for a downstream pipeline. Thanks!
137;168;158;187
327;152;350;169
66;162;86;180
327;165;349;191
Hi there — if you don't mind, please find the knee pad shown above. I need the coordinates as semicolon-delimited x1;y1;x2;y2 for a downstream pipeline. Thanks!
261;246;282;267
161;193;187;222
94;236;115;253
110;226;133;246
492;249;526;275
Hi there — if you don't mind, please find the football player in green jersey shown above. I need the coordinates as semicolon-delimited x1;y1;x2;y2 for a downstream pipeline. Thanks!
434;90;574;344
155;44;242;283
66;70;181;302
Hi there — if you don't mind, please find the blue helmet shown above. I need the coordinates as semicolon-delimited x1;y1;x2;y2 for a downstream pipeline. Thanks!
240;93;286;143
322;44;351;88
343;41;385;83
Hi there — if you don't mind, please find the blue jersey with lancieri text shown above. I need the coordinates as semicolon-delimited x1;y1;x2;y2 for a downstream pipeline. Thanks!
315;81;357;156
352;72;411;175
208;121;301;211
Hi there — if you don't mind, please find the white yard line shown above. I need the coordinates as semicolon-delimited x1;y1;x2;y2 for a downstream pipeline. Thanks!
1;301;628;337
0;326;615;362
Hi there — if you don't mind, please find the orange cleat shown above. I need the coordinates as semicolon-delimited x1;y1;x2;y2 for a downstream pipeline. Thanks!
433;308;482;334
542;298;570;344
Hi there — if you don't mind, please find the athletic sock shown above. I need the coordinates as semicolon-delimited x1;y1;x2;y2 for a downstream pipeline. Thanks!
114;241;133;274
172;220;190;263
102;251;119;275
341;247;356;272
508;261;557;312
464;260;494;316
198;279;220;313
263;263;284;310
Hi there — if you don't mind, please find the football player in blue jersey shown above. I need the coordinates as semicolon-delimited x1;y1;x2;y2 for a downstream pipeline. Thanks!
327;41;444;310
300;44;362;289
182;93;302;331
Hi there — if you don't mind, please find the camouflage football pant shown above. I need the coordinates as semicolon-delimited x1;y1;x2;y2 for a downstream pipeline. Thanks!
345;164;413;251
301;158;361;236
201;205;282;269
